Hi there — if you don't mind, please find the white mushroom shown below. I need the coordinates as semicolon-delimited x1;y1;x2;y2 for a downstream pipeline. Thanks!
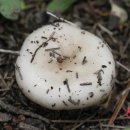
15;22;115;110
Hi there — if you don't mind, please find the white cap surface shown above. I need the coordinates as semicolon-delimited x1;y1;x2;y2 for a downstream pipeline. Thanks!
15;22;115;110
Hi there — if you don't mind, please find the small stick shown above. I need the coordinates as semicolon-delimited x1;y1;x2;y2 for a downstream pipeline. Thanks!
0;88;10;92
51;117;130;123
0;49;19;55
99;122;103;130
97;23;113;36
45;47;60;51
116;61;130;72
0;74;7;88
122;35;130;54
76;72;78;79
108;81;130;125
0;100;50;124
66;70;73;72
94;69;104;86
82;56;87;65
18;122;42;130
31;32;55;63
62;101;68;106
101;124;128;129
71;122;85;130
63;79;70;93
46;11;75;26
80;82;92;86
52;50;61;56
116;79;130;85
68;96;80;105
15;64;23;80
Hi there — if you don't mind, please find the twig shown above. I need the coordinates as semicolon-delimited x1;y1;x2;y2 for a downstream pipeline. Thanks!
97;23;113;36
99;122;103;130
46;11;75;26
0;100;50;124
31;32;55;63
45;47;60;51
96;23;118;44
49;126;59;130
52;50;61;56
68;96;80;105
108;81;130;125
116;79;130;85
71;112;98;130
0;74;7;88
51;117;129;123
80;82;92;86
82;56;87;65
0;49;19;55
116;61;130;72
71;121;85;130
0;88;10;92
101;124;128;129
15;64;23;80
122;35;130;54
18;122;42;130
63;79;70;93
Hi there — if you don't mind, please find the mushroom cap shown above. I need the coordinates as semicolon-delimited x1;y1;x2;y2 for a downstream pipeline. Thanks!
15;22;115;110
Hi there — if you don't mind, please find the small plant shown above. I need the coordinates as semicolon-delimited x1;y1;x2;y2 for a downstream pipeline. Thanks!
0;0;23;20
47;0;77;13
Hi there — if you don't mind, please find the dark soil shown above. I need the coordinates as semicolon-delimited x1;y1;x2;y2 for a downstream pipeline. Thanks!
0;0;130;130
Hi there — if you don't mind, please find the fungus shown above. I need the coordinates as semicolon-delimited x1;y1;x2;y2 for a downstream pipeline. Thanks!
15;22;115;110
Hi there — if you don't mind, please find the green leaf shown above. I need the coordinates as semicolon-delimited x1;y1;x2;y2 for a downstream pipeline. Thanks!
47;0;77;13
0;0;23;20
20;0;26;10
